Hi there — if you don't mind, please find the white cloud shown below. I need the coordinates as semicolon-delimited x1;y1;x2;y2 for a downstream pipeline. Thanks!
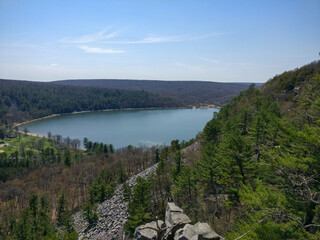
50;63;58;67
79;46;125;54
60;29;117;43
122;36;186;44
103;33;223;44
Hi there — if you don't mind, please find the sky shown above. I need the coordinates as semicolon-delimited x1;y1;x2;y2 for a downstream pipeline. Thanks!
0;0;319;83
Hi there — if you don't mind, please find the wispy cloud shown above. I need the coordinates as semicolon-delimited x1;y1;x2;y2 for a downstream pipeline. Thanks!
50;63;58;67
79;46;125;54
61;29;117;43
103;33;223;44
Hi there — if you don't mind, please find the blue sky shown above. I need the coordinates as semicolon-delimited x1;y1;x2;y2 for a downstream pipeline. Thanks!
0;0;319;82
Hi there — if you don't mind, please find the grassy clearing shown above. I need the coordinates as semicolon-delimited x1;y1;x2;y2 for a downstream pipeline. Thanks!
0;133;55;155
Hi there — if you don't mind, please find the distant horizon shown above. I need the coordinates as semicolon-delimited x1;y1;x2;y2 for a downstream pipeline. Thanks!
1;77;265;84
1;0;319;82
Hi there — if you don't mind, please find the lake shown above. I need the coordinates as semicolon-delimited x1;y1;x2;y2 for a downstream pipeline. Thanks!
20;108;219;149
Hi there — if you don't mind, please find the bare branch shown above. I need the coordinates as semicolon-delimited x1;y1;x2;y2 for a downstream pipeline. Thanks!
234;219;265;240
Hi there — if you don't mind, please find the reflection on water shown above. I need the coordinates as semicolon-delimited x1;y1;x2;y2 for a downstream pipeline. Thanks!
21;108;219;149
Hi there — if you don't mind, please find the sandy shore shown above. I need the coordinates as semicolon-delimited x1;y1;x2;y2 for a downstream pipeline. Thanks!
15;130;43;138
196;104;221;109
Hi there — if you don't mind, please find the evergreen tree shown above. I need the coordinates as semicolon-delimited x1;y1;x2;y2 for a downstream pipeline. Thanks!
117;166;128;183
172;166;197;213
82;203;99;225
122;182;132;202
154;149;160;163
195;142;222;194
125;177;153;236
63;150;71;167
171;150;184;181
57;192;68;225
109;144;115;154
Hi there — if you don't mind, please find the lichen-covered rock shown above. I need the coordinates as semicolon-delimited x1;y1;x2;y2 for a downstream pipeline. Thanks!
134;220;165;240
174;222;224;240
165;202;191;227
165;202;191;239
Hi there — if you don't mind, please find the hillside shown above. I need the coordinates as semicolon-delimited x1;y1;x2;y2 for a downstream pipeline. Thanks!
0;79;183;124
53;79;261;106
135;60;319;239
0;61;319;240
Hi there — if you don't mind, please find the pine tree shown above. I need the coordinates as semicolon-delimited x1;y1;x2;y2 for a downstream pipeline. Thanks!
63;150;72;167
172;166;197;212
195;141;222;194
125;177;153;236
123;182;132;202
57;192;67;224
82;203;99;225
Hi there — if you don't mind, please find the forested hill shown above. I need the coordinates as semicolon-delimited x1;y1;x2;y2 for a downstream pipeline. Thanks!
0;61;319;239
53;79;260;106
142;60;320;239
0;79;183;124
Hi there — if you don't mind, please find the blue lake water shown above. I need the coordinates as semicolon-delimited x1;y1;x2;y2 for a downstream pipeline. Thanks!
20;108;219;148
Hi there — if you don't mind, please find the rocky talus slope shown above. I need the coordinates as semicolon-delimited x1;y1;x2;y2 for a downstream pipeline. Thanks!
73;164;158;240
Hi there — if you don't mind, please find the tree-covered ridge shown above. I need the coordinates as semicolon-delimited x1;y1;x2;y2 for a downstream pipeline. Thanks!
196;61;320;238
0;79;183;124
53;79;260;107
125;61;320;239
1;61;319;239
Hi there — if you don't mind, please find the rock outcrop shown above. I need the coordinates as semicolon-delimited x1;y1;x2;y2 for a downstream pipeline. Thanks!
134;220;165;240
165;203;191;239
135;202;224;240
73;163;158;240
175;222;223;240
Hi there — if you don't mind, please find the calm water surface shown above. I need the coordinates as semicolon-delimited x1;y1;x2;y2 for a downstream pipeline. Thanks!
21;108;219;148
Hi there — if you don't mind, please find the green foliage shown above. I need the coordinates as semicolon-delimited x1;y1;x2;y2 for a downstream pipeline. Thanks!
195;141;222;194
0;126;5;141
170;149;184;181
88;175;115;204
0;130;82;182
0;79;184;124
122;183;132;202
117;166;128;183
82;203;99;225
63;150;72;167
150;61;320;239
125;177;153;236
202;112;221;142
89;181;115;204
154;148;160;163
172;166;197;212
14;194;58;240
56;192;74;232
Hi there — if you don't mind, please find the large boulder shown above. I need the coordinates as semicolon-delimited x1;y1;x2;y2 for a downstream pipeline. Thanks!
134;202;224;240
134;220;165;240
174;222;224;240
165;202;191;239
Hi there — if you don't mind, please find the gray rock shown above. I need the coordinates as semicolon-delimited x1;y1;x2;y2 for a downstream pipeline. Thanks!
134;220;165;240
165;202;191;238
165;202;191;227
73;163;158;240
174;222;224;240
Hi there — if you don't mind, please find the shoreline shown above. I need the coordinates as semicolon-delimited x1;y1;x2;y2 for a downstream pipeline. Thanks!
14;105;221;128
